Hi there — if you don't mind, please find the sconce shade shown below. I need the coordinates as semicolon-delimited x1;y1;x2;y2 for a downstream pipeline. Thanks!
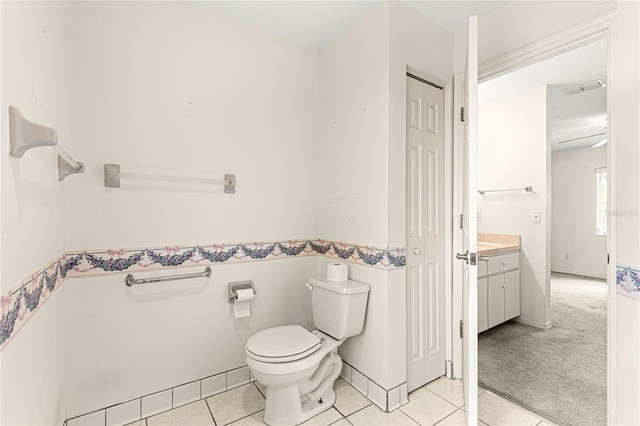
9;105;58;158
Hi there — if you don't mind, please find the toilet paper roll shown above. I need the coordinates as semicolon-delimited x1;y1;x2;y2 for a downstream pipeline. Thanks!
234;288;254;318
326;262;348;282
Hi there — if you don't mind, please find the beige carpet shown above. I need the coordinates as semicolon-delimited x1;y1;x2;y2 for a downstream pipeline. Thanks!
478;273;607;426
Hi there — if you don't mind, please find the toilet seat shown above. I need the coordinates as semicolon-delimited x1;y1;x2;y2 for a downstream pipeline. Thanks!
246;325;321;363
246;330;342;377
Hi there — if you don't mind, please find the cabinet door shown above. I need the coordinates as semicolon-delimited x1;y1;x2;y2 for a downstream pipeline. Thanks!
504;270;520;320
478;258;488;277
487;275;505;329
478;278;488;333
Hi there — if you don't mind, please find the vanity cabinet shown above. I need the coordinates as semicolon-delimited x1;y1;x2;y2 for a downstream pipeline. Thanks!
478;251;520;333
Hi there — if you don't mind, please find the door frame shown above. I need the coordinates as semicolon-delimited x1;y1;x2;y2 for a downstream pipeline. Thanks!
451;10;617;425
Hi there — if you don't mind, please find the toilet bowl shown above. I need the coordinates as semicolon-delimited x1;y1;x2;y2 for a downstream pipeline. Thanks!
245;276;370;426
246;326;342;425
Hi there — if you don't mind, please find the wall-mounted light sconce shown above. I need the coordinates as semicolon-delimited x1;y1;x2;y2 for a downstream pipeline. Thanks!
9;105;85;181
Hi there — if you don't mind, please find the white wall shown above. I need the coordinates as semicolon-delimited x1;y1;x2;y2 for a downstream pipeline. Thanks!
0;2;71;424
66;260;315;418
388;0;454;247
1;3;70;290
60;2;319;417
318;2;397;390
318;1;455;391
62;1;321;417
551;146;607;278
67;1;320;249
478;85;550;329
318;2;390;248
610;1;640;423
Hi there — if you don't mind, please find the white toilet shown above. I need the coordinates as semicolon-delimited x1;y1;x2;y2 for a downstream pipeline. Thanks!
245;276;370;426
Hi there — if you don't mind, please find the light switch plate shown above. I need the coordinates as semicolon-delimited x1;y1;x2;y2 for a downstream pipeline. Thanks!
532;210;541;223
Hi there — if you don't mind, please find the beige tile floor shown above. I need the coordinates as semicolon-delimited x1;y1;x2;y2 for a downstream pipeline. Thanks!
127;377;553;426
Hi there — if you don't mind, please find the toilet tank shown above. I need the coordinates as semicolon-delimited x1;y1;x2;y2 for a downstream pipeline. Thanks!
308;277;370;340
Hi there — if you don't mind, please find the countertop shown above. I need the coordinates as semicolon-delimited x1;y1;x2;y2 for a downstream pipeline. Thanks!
478;233;521;255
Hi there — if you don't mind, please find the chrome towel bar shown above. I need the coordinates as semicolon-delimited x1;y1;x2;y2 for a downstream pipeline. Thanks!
125;266;212;287
104;164;236;193
478;186;533;195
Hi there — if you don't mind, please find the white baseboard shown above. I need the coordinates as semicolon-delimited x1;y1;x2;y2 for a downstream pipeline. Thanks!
514;316;552;330
551;269;606;280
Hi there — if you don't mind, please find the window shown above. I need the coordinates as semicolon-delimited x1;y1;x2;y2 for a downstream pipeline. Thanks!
596;167;607;236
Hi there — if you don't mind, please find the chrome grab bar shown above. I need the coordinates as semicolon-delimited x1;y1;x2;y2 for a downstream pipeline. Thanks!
125;266;212;287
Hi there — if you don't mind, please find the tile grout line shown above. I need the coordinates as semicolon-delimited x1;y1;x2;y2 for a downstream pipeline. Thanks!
340;400;373;420
204;397;218;426
328;414;351;426
221;408;264;426
395;408;421;426
422;385;462;409
252;381;266;399
432;407;465;426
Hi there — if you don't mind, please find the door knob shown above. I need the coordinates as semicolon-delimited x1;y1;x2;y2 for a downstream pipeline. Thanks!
413;248;421;255
456;251;469;262
456;251;478;265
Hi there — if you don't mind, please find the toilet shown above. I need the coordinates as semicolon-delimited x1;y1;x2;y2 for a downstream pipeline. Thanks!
245;276;370;426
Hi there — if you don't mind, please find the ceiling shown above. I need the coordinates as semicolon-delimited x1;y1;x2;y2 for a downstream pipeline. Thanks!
210;1;375;49
209;1;605;152
209;1;509;48
479;38;608;151
405;1;509;32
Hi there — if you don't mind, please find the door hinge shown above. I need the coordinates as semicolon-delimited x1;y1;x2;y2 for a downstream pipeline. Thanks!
459;214;464;229
607;252;610;264
460;106;465;122
459;320;464;339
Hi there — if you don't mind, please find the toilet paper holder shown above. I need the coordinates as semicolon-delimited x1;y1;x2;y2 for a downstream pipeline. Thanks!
228;280;255;303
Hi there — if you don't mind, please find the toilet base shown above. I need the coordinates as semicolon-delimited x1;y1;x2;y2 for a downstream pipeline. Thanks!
263;389;336;426
301;390;336;423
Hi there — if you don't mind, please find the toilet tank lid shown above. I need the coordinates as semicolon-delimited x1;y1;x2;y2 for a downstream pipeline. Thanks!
308;277;370;295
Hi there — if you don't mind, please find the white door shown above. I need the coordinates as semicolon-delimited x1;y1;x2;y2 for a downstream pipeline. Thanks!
406;75;445;392
459;15;479;426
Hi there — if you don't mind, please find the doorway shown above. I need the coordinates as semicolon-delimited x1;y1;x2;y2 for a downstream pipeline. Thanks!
475;37;608;425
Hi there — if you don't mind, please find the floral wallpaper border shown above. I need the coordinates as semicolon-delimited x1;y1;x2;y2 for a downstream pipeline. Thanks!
616;264;640;300
1;253;69;351
0;239;405;350
64;239;406;277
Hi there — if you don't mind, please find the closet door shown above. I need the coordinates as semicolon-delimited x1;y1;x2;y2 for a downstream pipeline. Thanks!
406;75;445;392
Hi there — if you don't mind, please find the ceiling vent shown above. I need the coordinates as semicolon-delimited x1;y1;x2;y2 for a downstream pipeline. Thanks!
561;79;607;95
